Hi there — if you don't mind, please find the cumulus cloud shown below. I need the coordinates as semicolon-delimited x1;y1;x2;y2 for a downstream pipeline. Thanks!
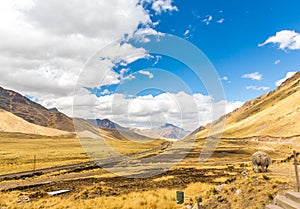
0;0;157;107
275;71;297;86
246;86;269;91
274;60;281;65
139;70;154;79
149;0;178;14
25;0;151;38
0;1;244;132
71;91;243;131
259;30;300;50
241;72;262;80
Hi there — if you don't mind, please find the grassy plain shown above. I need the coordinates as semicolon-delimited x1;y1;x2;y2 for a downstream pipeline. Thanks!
0;134;299;208
0;132;165;174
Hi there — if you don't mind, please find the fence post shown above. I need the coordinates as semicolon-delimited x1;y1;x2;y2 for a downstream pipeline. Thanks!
293;150;300;192
33;155;36;171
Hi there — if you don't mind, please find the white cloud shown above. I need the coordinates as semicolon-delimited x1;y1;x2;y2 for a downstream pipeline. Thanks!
150;0;178;14
0;0;158;108
184;29;190;36
202;15;213;25
275;71;297;86
259;30;300;50
133;26;164;43
219;76;228;81
139;70;154;79
242;72;262;80
275;59;281;65
25;0;151;38
100;89;111;95
217;18;224;24
246;86;269;91
0;1;245;133
153;55;161;65
70;91;243;131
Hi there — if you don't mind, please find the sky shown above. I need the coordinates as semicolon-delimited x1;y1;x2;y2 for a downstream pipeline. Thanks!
0;0;300;131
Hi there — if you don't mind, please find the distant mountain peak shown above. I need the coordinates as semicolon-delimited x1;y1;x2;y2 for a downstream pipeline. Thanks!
161;123;177;128
87;118;124;130
48;107;59;113
131;122;189;140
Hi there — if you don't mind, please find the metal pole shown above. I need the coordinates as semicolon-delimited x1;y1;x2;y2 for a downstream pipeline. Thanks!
33;155;36;171
293;150;300;192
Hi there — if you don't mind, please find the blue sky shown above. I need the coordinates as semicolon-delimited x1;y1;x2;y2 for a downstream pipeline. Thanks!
88;0;300;102
143;0;300;101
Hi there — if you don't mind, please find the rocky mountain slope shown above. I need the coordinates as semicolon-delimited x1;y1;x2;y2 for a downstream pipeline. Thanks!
86;118;156;140
0;87;74;132
87;118;125;130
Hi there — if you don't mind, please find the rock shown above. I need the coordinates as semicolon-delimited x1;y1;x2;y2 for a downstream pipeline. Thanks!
241;169;248;176
186;204;192;209
16;195;30;204
217;184;225;192
235;189;242;196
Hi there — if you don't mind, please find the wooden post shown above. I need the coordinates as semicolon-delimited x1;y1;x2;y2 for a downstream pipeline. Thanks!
33;155;36;171
196;197;201;209
293;150;300;192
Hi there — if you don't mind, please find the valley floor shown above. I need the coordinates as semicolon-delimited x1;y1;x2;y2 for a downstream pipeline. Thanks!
0;136;299;209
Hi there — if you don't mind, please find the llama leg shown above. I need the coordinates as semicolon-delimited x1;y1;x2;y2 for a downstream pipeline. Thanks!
254;164;258;172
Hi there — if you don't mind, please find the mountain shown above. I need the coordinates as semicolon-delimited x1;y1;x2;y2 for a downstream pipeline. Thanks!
0;86;156;140
87;118;125;130
0;86;74;132
133;123;190;140
86;118;156;140
0;109;70;136
193;71;300;138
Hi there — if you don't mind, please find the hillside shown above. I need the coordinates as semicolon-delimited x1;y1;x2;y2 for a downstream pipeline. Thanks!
0;109;70;136
195;71;300;138
0;86;74;132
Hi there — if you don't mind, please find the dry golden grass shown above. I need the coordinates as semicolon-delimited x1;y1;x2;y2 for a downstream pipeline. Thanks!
104;137;165;155
153;175;175;182
0;137;88;174
1;166;295;209
0;133;299;209
0;132;166;174
0;188;177;209
196;72;300;138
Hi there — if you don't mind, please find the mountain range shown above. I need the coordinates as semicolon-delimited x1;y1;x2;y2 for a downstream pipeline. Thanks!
132;123;189;140
0;71;299;139
87;118;126;130
0;86;183;140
